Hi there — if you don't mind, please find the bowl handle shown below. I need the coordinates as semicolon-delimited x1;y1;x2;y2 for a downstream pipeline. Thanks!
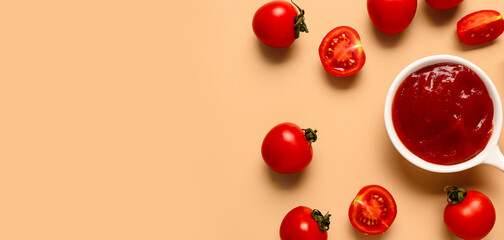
482;146;504;172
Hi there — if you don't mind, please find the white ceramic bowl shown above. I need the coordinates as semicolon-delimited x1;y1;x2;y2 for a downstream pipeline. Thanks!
384;55;504;173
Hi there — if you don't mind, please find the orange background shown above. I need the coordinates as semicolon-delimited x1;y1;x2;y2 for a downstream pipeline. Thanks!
1;0;504;239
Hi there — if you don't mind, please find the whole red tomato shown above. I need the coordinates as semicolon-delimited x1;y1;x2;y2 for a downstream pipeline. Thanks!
367;0;417;35
280;206;330;240
425;0;462;10
318;26;366;77
252;1;308;48
444;186;496;240
261;122;317;174
457;10;504;45
348;185;397;235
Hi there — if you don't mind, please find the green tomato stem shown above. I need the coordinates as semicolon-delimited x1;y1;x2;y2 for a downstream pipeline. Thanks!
311;209;331;233
291;0;308;39
445;185;468;205
303;128;317;147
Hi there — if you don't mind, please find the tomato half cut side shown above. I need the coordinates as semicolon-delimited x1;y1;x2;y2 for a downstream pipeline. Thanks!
457;10;504;45
319;26;366;77
349;185;397;235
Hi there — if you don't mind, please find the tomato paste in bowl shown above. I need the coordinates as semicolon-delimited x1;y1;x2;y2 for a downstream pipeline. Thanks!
385;55;504;173
392;63;494;165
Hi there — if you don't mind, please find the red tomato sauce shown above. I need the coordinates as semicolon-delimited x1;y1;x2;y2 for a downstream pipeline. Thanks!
392;63;493;165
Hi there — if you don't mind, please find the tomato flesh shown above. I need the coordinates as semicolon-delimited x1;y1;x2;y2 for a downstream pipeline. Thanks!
444;190;496;240
457;10;504;45
319;26;365;77
349;185;397;235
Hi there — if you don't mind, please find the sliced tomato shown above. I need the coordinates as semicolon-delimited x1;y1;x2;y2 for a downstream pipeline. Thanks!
349;185;397;235
318;26;366;77
457;10;504;45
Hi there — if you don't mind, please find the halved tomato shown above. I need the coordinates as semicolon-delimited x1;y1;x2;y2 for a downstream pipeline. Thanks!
457;10;504;45
349;185;397;235
318;26;366;77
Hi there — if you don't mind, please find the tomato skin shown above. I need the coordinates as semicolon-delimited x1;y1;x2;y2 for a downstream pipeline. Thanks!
261;122;314;174
349;185;397;235
280;206;328;240
252;1;298;48
318;26;366;77
457;10;504;45
425;0;462;10
444;190;496;240
367;0;417;35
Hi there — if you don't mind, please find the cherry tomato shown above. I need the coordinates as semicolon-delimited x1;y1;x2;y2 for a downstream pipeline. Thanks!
367;0;417;35
318;26;366;77
425;0;462;10
444;186;496;240
457;10;504;45
280;206;330;240
252;1;308;48
261;122;317;174
349;185;397;235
